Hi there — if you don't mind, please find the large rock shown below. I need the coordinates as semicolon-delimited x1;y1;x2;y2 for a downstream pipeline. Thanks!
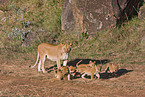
138;2;145;20
61;0;143;34
112;0;144;24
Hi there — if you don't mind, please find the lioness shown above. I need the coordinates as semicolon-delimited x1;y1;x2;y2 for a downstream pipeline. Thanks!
29;43;71;73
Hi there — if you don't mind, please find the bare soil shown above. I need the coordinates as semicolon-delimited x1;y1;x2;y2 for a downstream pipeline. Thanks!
0;51;145;97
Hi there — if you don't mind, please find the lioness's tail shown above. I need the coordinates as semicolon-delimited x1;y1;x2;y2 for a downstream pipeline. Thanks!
29;53;39;68
76;60;82;67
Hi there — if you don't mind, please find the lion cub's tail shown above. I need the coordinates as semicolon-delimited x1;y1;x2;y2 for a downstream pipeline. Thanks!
29;53;39;68
76;60;82;67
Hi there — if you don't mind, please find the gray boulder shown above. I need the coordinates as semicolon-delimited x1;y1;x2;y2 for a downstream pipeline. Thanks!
61;0;143;34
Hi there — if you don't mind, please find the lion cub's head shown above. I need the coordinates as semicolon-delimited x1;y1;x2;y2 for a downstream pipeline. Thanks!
69;66;77;76
96;65;102;72
88;61;96;67
105;63;119;73
53;68;63;80
54;66;71;80
59;66;69;75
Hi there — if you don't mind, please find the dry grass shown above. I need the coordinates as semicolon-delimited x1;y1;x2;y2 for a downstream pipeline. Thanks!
0;49;145;96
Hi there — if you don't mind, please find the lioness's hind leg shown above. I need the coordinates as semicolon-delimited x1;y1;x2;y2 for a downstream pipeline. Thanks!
38;60;41;72
41;56;47;73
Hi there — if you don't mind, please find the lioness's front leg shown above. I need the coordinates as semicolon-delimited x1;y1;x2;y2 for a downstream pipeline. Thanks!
63;60;68;66
57;59;61;69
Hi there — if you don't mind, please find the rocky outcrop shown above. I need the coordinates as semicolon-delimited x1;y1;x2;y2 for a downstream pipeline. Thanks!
138;2;145;20
112;0;143;24
61;0;143;34
22;31;35;47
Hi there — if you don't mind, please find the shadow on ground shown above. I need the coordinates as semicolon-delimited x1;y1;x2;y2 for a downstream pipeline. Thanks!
45;59;132;80
67;58;110;66
46;58;110;73
100;69;133;79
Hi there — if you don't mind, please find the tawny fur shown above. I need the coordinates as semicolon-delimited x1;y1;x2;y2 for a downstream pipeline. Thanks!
54;66;70;80
105;63;119;73
69;66;77;75
53;68;63;80
77;64;100;80
29;43;71;73
76;60;96;68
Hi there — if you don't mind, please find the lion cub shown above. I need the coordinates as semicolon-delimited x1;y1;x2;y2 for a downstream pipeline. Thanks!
53;68;63;80
76;60;102;72
29;43;71;73
77;62;100;80
53;66;70;80
76;60;96;68
68;66;77;77
105;63;119;73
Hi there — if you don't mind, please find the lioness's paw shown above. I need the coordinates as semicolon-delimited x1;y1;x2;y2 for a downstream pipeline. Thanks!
38;70;42;72
43;71;48;73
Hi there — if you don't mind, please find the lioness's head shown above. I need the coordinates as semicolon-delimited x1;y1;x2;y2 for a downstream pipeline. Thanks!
61;43;72;53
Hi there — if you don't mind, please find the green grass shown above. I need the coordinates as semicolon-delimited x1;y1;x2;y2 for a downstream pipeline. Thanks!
0;0;64;48
0;0;145;66
58;17;145;65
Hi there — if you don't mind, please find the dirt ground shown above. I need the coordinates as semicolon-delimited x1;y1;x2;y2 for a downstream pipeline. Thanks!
0;52;145;97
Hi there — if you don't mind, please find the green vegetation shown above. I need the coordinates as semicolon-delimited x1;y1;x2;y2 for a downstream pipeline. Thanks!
0;0;64;48
60;17;145;65
0;0;145;66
